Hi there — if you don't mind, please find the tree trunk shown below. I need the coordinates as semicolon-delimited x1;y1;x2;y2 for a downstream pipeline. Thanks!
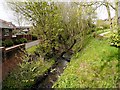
105;2;113;31
115;0;119;30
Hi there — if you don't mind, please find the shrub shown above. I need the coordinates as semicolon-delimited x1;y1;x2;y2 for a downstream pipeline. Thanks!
3;40;14;47
2;55;55;89
32;35;38;40
13;39;21;45
13;38;27;45
110;33;120;47
19;38;27;43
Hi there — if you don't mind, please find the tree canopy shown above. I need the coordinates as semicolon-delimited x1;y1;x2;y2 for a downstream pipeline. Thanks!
8;1;97;60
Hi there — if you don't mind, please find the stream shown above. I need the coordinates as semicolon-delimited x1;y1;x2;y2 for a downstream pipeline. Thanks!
31;58;68;89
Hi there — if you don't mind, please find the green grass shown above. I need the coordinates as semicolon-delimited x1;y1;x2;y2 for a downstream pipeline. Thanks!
96;29;110;34
3;58;54;89
26;45;38;54
53;38;118;88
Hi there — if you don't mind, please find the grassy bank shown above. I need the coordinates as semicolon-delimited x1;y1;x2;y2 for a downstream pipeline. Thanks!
26;45;38;54
53;38;118;88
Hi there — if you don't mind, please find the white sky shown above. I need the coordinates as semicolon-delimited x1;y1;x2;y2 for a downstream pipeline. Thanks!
0;0;115;26
0;0;16;25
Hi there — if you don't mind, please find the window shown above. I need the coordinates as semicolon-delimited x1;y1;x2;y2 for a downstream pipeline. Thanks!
4;29;9;36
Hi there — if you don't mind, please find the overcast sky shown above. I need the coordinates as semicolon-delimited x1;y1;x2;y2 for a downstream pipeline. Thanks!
0;0;115;26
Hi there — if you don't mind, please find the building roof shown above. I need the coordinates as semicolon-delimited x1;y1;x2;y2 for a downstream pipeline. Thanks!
16;26;31;29
0;19;16;29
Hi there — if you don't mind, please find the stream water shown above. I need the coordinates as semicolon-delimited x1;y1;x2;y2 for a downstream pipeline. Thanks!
32;59;68;89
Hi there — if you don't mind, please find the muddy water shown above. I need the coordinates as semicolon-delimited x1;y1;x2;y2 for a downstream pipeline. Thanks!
33;59;68;89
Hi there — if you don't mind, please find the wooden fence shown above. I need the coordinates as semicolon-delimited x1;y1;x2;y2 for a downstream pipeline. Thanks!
1;44;25;62
16;35;32;41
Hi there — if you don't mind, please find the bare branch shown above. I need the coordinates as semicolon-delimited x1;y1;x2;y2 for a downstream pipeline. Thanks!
108;3;116;10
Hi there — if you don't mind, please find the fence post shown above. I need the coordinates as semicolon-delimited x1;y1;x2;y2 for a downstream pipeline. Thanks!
0;47;6;62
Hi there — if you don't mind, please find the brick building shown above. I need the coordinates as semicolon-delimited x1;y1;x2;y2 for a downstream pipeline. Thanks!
0;19;16;40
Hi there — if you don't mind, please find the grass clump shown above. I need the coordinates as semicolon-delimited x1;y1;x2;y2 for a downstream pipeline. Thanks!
53;38;118;88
